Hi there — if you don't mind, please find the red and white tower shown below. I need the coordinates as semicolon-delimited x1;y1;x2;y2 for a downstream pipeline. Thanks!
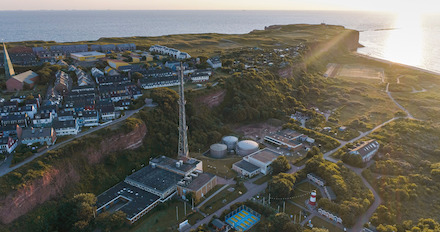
308;190;317;206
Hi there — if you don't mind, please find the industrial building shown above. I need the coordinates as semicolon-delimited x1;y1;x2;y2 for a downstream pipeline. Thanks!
243;148;281;175
264;129;315;151
232;160;261;177
70;51;105;61
236;140;259;156
96;156;209;224
177;172;217;201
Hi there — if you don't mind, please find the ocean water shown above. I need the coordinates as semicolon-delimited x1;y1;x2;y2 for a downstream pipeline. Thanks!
0;10;439;73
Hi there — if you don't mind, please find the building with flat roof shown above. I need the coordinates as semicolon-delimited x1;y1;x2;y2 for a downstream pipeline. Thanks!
96;181;161;224
70;51;105;61
244;148;281;175
264;129;306;151
349;139;380;163
177;172;217;201
150;156;201;176
232;160;261;177
20;127;57;146
125;165;183;199
96;156;205;223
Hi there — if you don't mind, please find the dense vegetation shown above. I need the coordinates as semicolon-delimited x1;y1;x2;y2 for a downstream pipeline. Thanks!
363;119;440;227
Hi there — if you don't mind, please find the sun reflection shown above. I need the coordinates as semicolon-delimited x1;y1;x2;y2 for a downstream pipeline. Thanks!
383;13;424;67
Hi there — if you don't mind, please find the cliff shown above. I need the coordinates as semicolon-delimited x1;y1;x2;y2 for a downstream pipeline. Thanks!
0;121;147;224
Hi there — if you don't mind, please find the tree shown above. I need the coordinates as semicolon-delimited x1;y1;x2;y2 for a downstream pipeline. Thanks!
269;173;296;198
271;156;291;175
306;146;321;158
58;193;97;232
96;211;127;232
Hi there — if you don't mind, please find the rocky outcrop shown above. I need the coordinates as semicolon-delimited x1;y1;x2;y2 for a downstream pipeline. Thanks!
0;122;147;224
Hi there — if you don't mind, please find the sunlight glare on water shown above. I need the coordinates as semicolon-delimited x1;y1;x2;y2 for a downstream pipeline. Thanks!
383;13;425;68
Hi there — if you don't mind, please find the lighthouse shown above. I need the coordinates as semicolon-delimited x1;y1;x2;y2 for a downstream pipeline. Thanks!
308;190;317;206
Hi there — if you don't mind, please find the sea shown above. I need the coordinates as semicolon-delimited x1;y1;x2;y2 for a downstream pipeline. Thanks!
0;10;439;73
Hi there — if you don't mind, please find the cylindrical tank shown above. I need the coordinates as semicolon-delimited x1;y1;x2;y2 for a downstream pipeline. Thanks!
210;143;227;158
222;136;239;151
236;140;259;156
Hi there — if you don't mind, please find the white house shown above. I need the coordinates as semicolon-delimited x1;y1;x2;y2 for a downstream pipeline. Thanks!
53;119;80;136
139;77;180;90
190;72;210;82
349;140;380;163
32;112;54;127
149;45;191;60
207;57;222;69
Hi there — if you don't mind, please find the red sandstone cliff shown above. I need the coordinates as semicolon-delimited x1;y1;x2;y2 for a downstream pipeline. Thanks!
0;122;147;224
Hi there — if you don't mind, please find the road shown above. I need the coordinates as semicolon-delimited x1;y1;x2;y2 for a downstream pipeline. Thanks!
0;104;150;177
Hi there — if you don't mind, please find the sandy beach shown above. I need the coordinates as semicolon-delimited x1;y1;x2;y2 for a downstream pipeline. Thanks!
355;52;440;76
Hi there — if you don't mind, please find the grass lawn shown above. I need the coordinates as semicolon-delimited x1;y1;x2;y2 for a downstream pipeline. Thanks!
128;201;198;232
310;217;344;232
195;184;224;205
199;184;247;215
291;182;321;205
253;175;272;185
192;153;242;179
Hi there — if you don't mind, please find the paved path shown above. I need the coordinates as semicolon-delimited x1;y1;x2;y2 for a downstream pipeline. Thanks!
386;83;415;119
0;104;150;177
196;183;231;209
185;182;268;232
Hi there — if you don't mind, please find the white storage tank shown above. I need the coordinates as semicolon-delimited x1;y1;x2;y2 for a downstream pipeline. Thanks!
210;143;228;158
237;140;259;156
222;136;239;151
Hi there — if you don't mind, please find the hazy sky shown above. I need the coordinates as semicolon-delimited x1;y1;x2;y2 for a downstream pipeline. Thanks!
1;0;439;13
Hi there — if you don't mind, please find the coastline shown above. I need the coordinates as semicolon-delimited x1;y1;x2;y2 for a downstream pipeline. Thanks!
354;52;440;76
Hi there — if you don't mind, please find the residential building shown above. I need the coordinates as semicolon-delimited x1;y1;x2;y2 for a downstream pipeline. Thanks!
53;119;80;136
1;114;29;127
20;127;57;145
54;70;72;95
149;45;191;60
207;57;222;69
58;110;75;121
116;43;136;51
91;67;104;78
6;70;39;92
349;140;380;163
100;105;116;121
32;112;54;127
76;110;99;127
190;72;210;82
138;76;180;89
0;136;18;154
114;99;131;111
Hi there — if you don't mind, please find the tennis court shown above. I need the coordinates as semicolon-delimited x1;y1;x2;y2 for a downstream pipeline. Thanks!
225;206;260;231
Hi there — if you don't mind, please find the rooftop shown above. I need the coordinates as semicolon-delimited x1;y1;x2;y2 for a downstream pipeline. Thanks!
70;51;105;57
125;165;182;194
234;160;260;173
21;127;53;139
96;182;160;220
351;140;380;157
247;148;280;164
12;70;39;84
179;172;216;191
150;156;197;176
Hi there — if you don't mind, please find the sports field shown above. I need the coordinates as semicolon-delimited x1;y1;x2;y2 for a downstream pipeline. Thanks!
226;209;260;231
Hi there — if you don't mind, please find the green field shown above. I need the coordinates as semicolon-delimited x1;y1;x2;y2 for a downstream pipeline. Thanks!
199;184;247;215
192;153;242;179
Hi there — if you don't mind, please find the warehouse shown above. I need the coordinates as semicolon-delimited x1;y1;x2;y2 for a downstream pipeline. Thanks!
70;51;105;61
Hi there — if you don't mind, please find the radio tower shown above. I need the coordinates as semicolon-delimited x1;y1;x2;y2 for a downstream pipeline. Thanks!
178;63;189;158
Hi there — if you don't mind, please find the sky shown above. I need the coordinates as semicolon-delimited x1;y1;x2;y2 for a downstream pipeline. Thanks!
1;0;439;13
